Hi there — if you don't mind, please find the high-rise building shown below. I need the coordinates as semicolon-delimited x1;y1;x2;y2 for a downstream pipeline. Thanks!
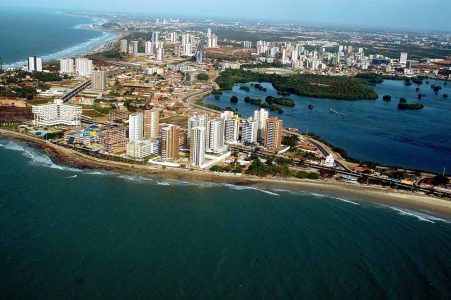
152;31;159;43
99;126;127;154
243;41;252;48
91;70;107;91
129;41;139;55
400;52;408;65
145;41;154;55
224;118;239;143
32;99;82;126
207;34;218;48
241;117;257;144
59;58;74;74
253;108;269;142
75;58;93;77
264;117;283;152
128;112;144;142
182;44;192;56
161;125;180;160
169;32;178;43
206;118;225;154
187;114;208;141
156;44;164;61
143;109;159;139
190;126;206;167
28;56;43;72
181;33;191;46
119;39;128;53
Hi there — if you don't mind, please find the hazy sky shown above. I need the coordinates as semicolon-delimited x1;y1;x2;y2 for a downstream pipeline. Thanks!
1;0;450;31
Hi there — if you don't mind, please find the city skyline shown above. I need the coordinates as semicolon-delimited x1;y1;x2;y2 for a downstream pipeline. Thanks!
1;0;450;32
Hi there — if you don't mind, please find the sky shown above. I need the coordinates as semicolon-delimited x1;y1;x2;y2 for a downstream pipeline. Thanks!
1;0;450;32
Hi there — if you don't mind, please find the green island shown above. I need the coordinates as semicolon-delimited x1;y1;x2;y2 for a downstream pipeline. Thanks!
239;85;250;91
216;69;378;100
398;103;424;110
265;96;295;106
244;96;284;113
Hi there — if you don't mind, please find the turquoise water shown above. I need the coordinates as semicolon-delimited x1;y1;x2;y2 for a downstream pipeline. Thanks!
203;79;451;173
1;138;451;299
0;8;116;66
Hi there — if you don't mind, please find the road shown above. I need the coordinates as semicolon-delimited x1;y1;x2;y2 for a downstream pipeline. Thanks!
62;80;91;103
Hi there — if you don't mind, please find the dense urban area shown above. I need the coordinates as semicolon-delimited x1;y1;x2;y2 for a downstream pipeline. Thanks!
1;12;450;198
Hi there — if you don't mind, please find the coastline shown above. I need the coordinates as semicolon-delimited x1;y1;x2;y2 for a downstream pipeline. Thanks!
3;14;119;68
1;128;451;217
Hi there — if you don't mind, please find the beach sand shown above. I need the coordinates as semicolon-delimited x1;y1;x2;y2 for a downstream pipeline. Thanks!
1;128;451;217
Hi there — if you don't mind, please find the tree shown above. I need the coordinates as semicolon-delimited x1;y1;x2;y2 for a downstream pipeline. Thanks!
432;174;449;186
230;96;238;103
196;73;209;81
382;95;391;101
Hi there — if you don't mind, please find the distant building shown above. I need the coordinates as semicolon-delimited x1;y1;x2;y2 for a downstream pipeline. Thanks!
28;56;43;72
264;117;283;152
169;32;178;43
243;41;252;48
129;41;139;55
161;124;180;160
152;31;159;43
119;39;128;53
145;41;154;55
32;99;82;127
59;58;74;74
143;109;159;139
156;44;164;61
128;112;144;142
75;58;93;77
400;52;408;65
190;126;206;167
91;70;107;91
241;117;257;144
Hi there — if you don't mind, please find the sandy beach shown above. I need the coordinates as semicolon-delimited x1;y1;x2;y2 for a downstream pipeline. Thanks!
1;128;451;217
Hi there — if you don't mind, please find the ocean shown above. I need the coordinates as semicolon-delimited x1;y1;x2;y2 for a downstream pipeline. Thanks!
202;79;451;173
0;138;450;299
0;8;116;66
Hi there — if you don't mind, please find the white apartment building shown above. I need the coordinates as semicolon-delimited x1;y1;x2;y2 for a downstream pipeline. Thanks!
128;112;144;142
224;118;239;143
206;118;225;154
75;58;93;77
145;41;154;55
241;117;258;144
59;58;74;74
187;114;208;141
190;126;206;167
126;140;159;159
32;99;82;127
28;56;43;72
169;32;178;42
156;45;164;62
152;31;159;43
182;44;192;56
91;70;107;91
119;39;128;53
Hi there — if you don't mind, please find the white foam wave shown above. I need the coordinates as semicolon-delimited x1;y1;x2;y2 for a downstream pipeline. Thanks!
65;175;78;179
157;181;171;186
4;20;117;68
331;197;360;206
118;174;154;183
388;207;451;224
223;184;280;196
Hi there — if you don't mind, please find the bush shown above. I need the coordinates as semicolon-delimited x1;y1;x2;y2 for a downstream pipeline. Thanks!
382;95;391;101
196;73;209;81
230;96;238;103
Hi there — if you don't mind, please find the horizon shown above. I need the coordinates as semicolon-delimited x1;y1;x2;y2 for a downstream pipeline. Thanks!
1;0;450;33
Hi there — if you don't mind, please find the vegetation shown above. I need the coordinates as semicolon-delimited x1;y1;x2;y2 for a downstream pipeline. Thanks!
34;72;62;82
216;69;378;100
282;135;299;147
432;174;449;186
239;85;250;91
355;73;384;84
246;158;291;177
382;95;392;101
196;73;209;81
230;96;239;103
295;171;320;180
398;103;424;110
265;96;295;106
241;62;285;69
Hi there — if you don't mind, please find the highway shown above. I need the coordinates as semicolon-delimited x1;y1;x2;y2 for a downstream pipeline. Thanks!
62;80;91;103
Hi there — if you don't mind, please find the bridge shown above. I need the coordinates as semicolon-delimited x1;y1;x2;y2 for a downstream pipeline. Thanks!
62;80;91;103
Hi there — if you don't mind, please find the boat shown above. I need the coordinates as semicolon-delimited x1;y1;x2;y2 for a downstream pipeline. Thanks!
330;108;345;115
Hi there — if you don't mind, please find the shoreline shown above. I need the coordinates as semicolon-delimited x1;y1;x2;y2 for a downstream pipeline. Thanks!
1;129;451;217
3;14;119;68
